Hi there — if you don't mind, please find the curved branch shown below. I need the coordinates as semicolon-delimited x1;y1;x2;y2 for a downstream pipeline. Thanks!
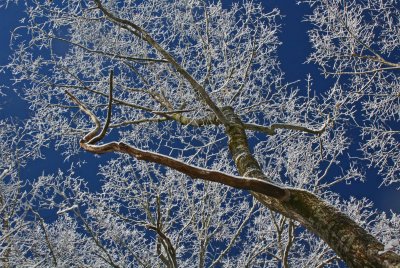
89;70;114;144
64;91;101;142
146;224;177;268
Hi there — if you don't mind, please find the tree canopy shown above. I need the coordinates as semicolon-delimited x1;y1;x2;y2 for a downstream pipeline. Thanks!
0;0;399;267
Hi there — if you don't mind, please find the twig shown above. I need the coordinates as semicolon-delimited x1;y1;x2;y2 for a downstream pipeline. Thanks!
151;108;197;115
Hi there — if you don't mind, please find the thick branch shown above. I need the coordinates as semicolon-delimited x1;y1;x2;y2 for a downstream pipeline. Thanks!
65;91;100;142
80;140;289;200
65;91;290;200
221;106;400;268
65;69;399;268
162;113;219;127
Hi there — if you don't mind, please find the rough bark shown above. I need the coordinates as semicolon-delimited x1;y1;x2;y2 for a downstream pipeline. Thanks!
69;85;400;267
222;106;400;268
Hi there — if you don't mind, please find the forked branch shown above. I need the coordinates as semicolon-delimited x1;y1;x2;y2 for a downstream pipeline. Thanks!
88;70;114;144
64;90;290;201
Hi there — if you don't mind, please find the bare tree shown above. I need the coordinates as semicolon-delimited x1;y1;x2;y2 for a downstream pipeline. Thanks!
1;0;400;267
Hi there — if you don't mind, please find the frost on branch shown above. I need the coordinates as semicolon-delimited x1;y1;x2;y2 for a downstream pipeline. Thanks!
1;0;400;267
379;240;400;255
56;205;78;215
302;0;400;187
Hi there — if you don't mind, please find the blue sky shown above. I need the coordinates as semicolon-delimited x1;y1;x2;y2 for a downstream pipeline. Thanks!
0;0;399;214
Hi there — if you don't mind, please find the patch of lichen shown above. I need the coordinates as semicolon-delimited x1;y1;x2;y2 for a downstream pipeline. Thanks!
222;106;264;179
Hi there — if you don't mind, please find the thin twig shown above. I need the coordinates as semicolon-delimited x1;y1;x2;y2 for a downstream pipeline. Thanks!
326;66;400;75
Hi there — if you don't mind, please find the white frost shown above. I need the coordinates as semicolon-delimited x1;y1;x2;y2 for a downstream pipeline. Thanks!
378;239;400;255
57;204;78;215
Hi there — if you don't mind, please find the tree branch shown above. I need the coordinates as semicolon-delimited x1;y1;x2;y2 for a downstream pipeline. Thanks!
93;0;229;126
64;91;101;142
60;66;154;112
88;70;114;144
50;34;168;64
82;141;289;200
65;91;289;200
109;117;168;128
326;66;400;76
244;118;330;136
30;209;58;267
146;224;177;268
282;220;295;268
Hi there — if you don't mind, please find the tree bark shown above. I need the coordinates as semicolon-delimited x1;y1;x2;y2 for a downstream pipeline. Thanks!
70;87;400;267
222;106;400;268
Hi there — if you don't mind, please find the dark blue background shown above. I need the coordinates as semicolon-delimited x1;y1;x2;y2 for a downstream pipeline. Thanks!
0;0;398;213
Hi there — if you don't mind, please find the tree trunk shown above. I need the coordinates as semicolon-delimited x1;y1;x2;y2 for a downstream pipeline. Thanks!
222;106;400;268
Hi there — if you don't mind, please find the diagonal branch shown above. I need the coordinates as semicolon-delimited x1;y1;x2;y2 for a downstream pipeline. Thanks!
229;38;258;105
80;141;289;200
30;209;58;267
50;35;168;64
60;66;154;112
0;169;10;180
209;202;258;268
146;224;177;267
93;0;228;126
